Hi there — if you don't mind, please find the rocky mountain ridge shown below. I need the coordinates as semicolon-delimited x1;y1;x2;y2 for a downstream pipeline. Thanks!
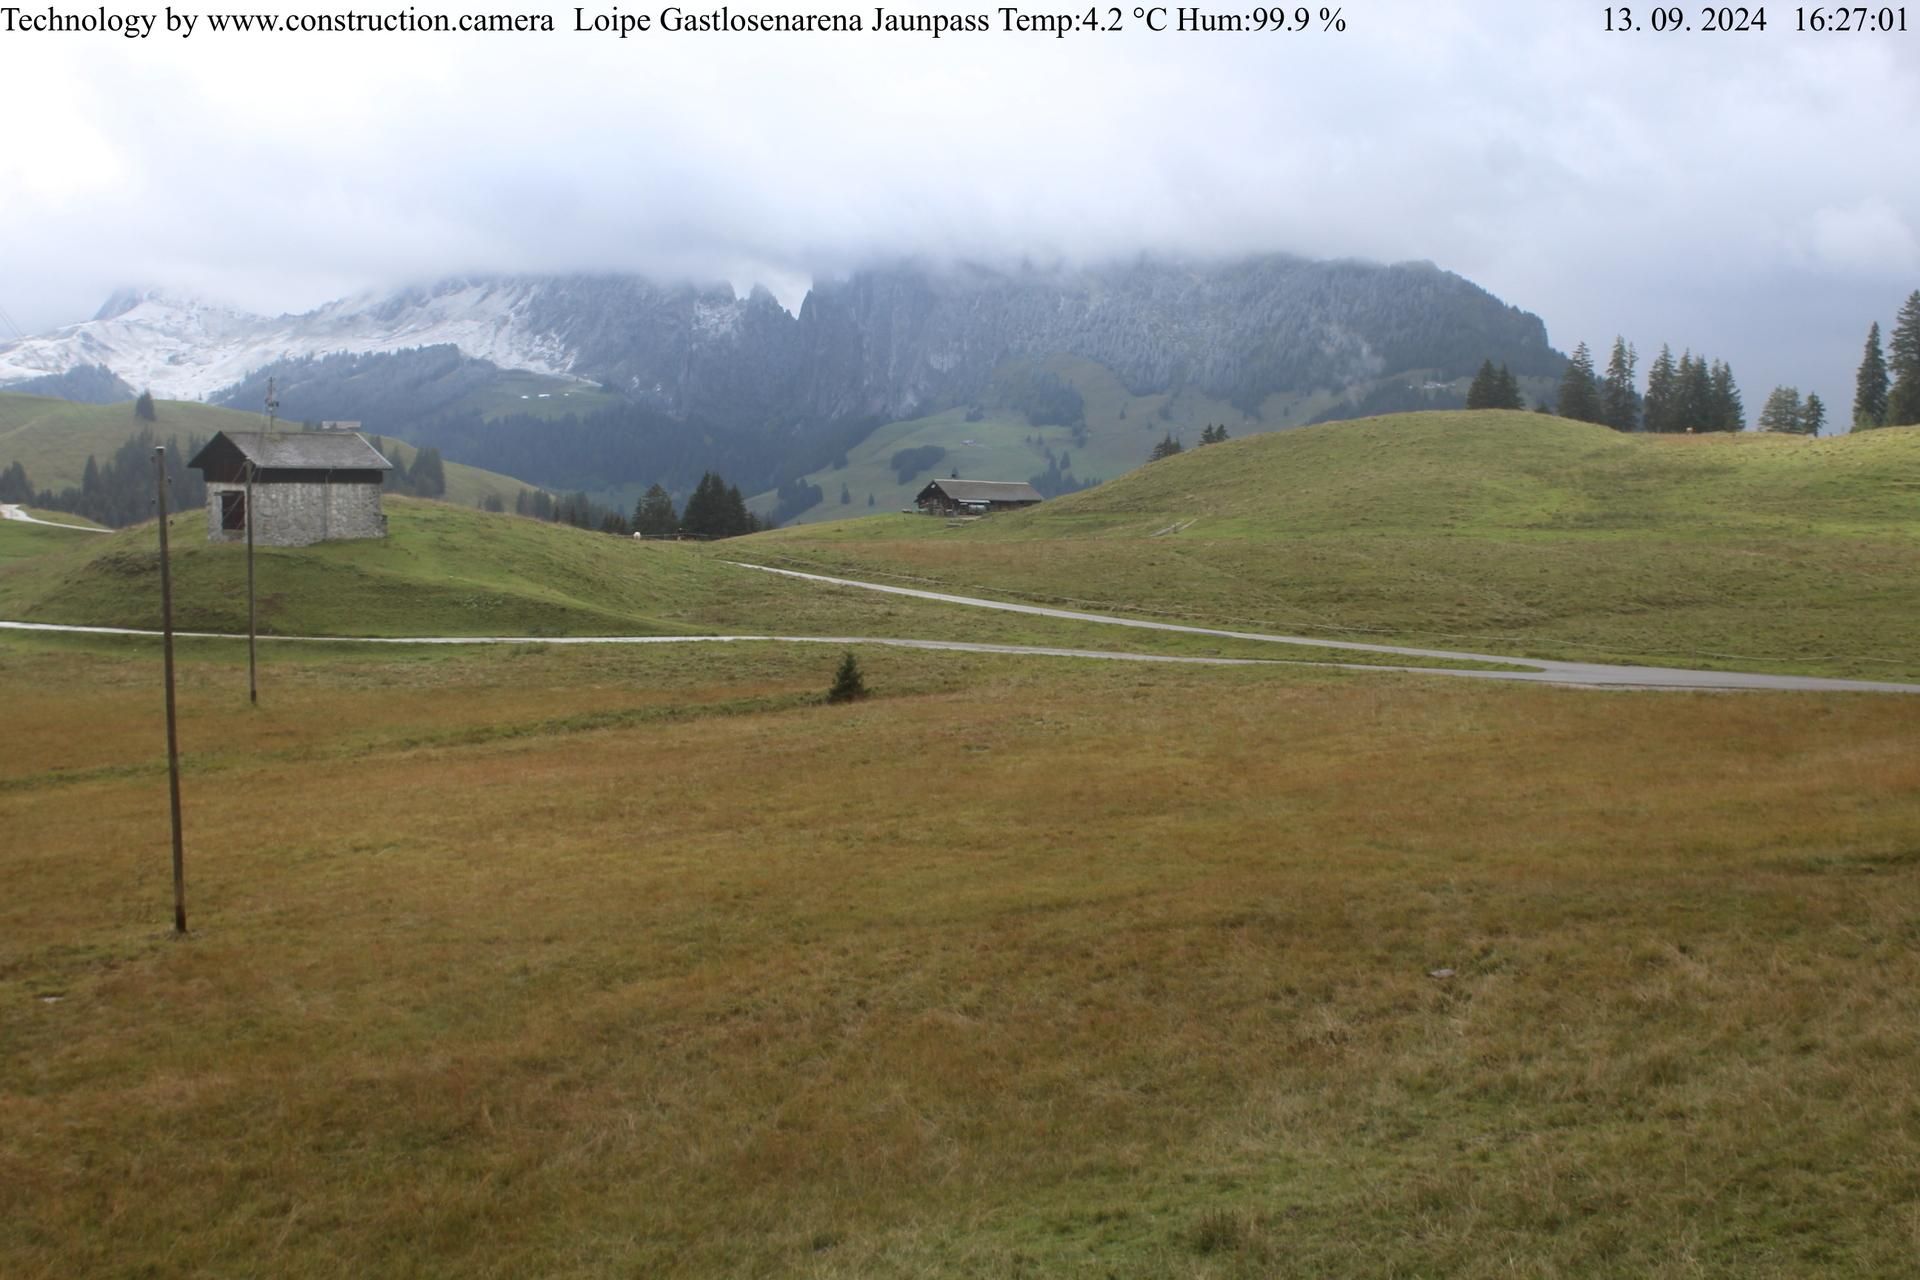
1;255;1562;425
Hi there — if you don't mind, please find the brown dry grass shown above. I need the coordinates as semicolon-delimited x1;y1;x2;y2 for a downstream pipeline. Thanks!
3;634;1918;1277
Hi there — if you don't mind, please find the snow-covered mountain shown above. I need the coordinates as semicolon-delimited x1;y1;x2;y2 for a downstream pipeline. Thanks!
0;280;582;401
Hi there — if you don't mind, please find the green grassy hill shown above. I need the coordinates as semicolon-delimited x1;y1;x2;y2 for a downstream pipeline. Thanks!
755;359;1565;525
1002;409;1920;537
0;393;537;510
0;498;756;637
739;411;1920;678
0;497;1328;661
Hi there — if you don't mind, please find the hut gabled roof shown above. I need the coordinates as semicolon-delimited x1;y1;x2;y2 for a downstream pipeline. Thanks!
188;431;393;474
916;478;1044;504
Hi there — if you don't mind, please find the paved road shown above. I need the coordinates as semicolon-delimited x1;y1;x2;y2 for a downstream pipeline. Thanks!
0;504;110;532
725;561;1920;695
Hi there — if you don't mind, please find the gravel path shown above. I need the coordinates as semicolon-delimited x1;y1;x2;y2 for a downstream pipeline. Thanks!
724;562;1920;695
0;504;110;532
4;561;1912;694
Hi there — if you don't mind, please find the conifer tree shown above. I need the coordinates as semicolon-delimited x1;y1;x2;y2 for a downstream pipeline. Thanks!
1888;290;1920;427
134;390;156;422
1677;352;1714;432
1758;386;1805;434
1803;393;1826;436
1466;360;1499;409
1493;364;1522;409
409;447;445;497
826;651;867;703
1854;322;1890;430
1708;360;1744;432
632;483;678;536
1601;337;1639;431
1149;432;1183;461
680;472;723;537
1556;342;1604;424
1643;345;1678;433
723;483;754;536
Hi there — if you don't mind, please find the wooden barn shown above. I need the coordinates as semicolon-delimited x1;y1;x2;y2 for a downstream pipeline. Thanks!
188;431;394;547
914;478;1044;516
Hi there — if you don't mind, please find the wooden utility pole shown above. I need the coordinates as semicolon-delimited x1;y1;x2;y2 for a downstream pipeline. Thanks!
245;458;257;705
155;448;187;935
250;378;276;705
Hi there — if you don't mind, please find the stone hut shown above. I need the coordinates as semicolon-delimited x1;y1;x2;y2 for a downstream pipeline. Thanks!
188;431;394;547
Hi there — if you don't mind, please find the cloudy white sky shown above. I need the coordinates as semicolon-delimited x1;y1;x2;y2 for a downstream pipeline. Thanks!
1;0;1916;409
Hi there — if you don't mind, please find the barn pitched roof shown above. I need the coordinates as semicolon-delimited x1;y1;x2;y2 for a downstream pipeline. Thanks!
918;478;1044;504
188;431;393;473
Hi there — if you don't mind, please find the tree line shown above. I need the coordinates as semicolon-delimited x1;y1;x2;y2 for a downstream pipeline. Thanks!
1472;336;1769;434
1147;423;1230;461
1477;287;1919;437
362;435;447;497
1540;340;1747;433
498;470;767;539
0;428;207;527
1851;290;1920;431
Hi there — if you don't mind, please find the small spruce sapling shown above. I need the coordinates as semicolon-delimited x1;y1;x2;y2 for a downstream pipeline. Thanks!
827;651;867;703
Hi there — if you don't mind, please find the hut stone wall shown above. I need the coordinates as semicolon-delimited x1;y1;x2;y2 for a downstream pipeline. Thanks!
204;480;387;547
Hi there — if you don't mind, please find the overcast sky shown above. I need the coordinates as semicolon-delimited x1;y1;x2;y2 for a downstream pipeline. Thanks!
1;0;1916;411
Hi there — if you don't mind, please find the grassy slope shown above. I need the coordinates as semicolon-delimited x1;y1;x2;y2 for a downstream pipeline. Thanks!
757;358;1565;526
2;636;1917;1276
756;356;1278;524
0;392;535;510
0;519;102;566
739;412;1920;679
0;499;831;638
0;497;1414;663
451;368;624;421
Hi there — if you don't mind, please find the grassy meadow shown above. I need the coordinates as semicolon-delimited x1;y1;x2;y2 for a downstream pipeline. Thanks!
4;408;1919;1276
740;412;1920;680
2;632;1918;1277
